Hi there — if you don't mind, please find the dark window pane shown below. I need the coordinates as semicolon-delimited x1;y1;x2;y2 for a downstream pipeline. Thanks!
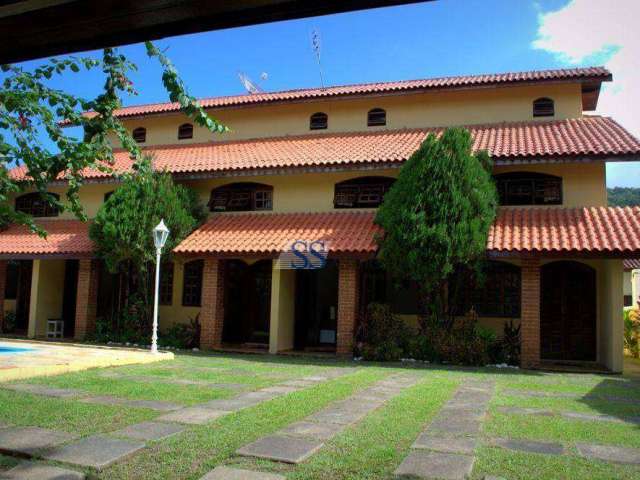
533;97;554;117
367;108;386;126
15;192;60;217
310;112;328;130
4;260;18;300
495;172;562;206
625;295;633;307
178;123;193;140
334;177;395;209
209;183;273;212
132;127;146;143
159;262;174;305
182;260;203;307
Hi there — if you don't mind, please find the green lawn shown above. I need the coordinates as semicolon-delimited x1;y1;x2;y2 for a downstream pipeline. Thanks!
0;354;640;479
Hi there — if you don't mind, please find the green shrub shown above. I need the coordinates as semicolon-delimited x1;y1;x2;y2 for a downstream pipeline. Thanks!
501;320;520;365
160;314;200;349
357;303;412;361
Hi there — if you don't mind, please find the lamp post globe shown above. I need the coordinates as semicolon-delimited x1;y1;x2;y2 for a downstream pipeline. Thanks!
151;219;170;354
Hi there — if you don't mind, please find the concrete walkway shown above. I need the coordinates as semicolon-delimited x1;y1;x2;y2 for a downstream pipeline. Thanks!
0;339;173;382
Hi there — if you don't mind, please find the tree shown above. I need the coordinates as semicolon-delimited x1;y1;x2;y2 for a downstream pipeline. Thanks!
89;158;205;324
375;127;497;324
0;42;227;235
608;187;640;207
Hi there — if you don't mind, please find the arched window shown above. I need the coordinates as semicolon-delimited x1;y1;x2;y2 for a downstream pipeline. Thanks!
533;97;554;117
209;182;273;212
132;127;146;143
15;192;60;217
367;108;386;126
334;176;395;209
309;112;328;130
178;123;193;140
494;172;562;205
449;261;521;317
182;260;203;307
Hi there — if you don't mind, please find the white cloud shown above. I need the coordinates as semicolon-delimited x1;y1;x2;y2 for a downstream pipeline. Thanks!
533;0;640;187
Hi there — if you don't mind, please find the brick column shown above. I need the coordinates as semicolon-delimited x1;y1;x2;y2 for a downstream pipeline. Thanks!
0;261;6;332
337;258;359;356
200;258;225;350
521;258;541;368
74;259;99;340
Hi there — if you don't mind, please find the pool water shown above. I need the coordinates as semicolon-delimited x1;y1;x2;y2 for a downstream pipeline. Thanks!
0;344;34;355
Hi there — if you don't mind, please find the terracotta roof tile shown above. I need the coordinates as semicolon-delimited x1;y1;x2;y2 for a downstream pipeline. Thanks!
0;220;93;257
624;258;640;270
488;207;640;255
105;67;611;119
173;211;380;256
12;116;639;182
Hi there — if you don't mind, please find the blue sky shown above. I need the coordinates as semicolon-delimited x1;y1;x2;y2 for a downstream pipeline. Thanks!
12;0;639;187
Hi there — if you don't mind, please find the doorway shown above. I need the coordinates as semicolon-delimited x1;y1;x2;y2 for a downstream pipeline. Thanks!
541;261;597;361
61;260;79;338
222;260;272;346
294;260;338;351
14;260;33;334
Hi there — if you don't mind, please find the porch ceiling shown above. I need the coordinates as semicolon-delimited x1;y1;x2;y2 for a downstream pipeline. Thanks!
0;220;93;259
488;206;640;258
173;211;380;258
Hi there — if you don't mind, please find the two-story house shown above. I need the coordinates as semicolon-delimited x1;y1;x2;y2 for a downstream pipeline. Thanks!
2;66;640;372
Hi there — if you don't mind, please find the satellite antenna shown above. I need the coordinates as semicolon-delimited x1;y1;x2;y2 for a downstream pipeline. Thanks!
238;71;264;94
311;29;325;88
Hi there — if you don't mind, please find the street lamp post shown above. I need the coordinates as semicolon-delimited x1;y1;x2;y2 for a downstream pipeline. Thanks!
152;219;170;354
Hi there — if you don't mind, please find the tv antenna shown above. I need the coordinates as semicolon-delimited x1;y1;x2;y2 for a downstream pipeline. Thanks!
238;71;265;94
311;29;325;89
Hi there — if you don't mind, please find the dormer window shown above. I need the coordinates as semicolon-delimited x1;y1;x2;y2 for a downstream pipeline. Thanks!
533;97;554;117
495;172;562;205
132;127;146;143
334;176;395;209
178;123;193;140
309;112;328;130
209;182;273;212
367;108;386;126
15;192;60;217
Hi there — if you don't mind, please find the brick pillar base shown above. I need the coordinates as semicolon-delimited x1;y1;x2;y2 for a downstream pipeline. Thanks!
0;261;6;332
521;258;541;368
200;258;225;350
74;259;99;340
337;258;359;356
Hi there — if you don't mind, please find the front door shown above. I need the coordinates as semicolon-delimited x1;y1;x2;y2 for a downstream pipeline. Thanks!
222;260;272;346
541;261;597;361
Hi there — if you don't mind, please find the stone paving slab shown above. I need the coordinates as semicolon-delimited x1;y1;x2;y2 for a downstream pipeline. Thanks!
157;406;229;425
79;395;129;407
125;399;182;411
0;426;76;456
497;406;640;424
237;435;323;464
259;386;301;394
42;435;145;471
1;461;85;479
305;408;367;425
201;466;285;480
280;380;318;388
394;450;475;480
413;432;477;455
497;406;554;417
99;372;246;390
489;437;564;455
279;421;346;441
1;384;86;399
112;421;186;441
502;389;639;405
576;443;640;465
428;416;482;436
201;398;257;411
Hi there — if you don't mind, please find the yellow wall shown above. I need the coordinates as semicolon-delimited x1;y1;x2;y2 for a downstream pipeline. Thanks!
117;83;583;146
268;266;296;353
158;260;200;330
27;259;65;338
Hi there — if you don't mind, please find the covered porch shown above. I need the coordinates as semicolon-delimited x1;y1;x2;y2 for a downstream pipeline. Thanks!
173;211;380;355
0;220;99;341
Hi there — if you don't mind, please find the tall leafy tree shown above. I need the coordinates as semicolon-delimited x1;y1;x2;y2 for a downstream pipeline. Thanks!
375;127;497;324
0;42;227;235
89;158;205;321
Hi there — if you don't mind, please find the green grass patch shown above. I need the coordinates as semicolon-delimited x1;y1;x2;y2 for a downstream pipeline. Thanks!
474;446;640;480
493;394;640;418
0;390;156;435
